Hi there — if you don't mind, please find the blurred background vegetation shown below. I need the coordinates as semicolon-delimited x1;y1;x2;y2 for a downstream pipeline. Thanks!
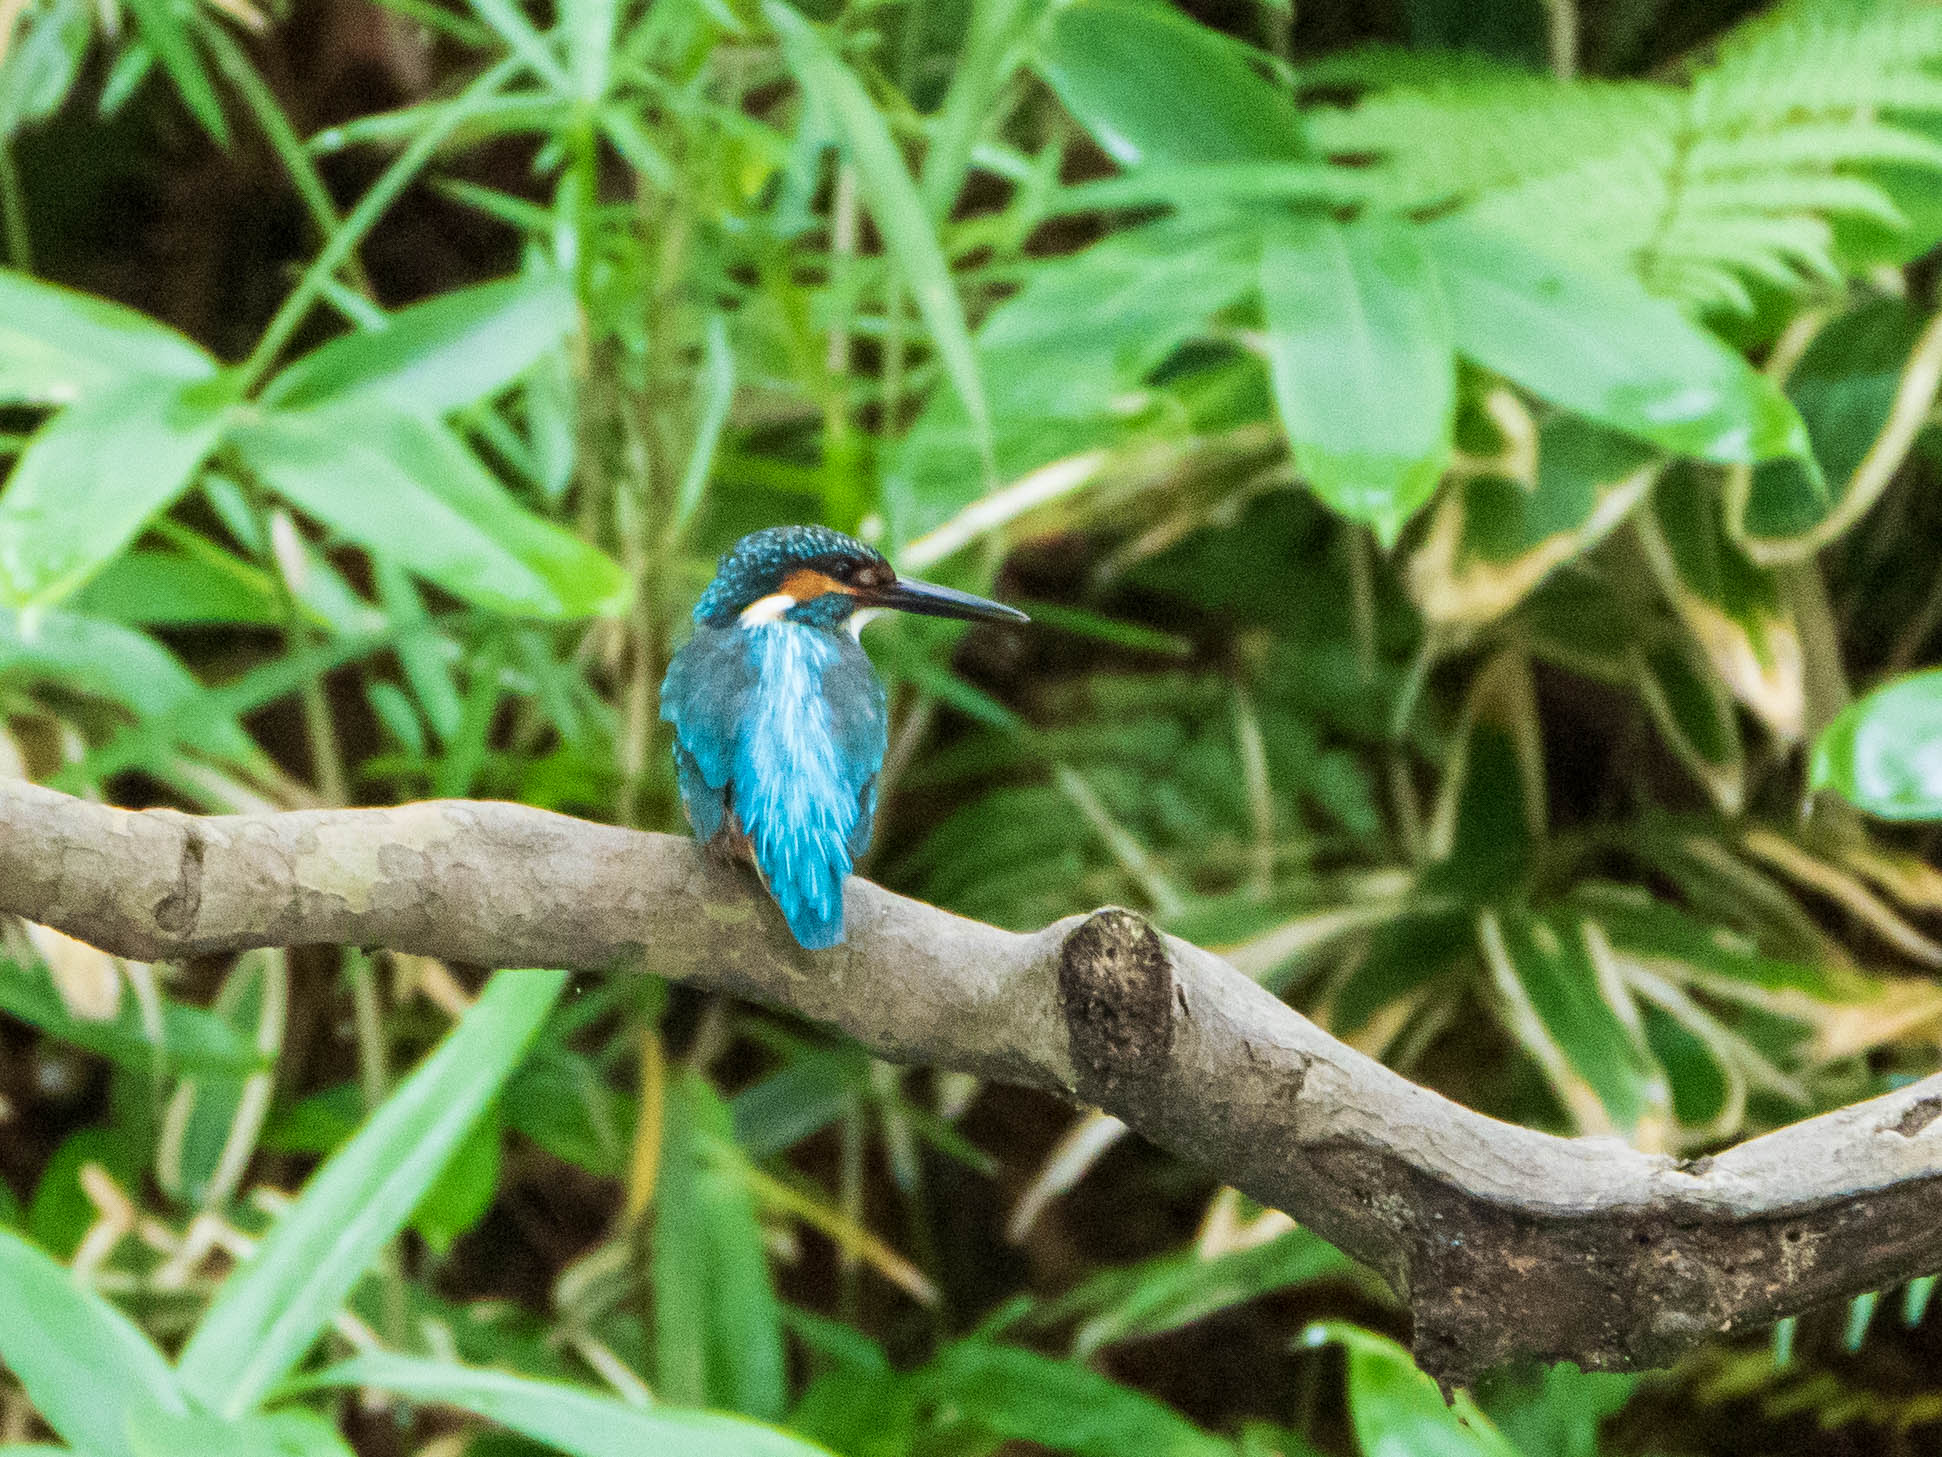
3;0;1942;1452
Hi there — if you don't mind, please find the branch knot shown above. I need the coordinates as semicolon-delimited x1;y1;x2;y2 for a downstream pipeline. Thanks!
1058;908;1174;1105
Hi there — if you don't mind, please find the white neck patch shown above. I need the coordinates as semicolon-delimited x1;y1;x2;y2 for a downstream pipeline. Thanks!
848;607;885;639
740;592;797;626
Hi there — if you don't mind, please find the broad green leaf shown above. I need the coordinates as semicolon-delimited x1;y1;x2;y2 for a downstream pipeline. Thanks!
295;1352;834;1457
1308;1323;1520;1457
1733;299;1942;561
1409;417;1655;628
765;1;989;466
653;1068;787;1419
1481;911;1668;1139
261;272;576;418
176;969;569;1416
0;373;232;606
891;217;1255;546
70;548;281;627
1424;221;1810;466
1036;0;1303;166
0;1228;185;1457
1813;669;1942;820
0;951;263;1077
232;409;627;619
0;270;214;406
128;1408;352;1457
1637;466;1803;742
1259;216;1454;544
0;608;254;761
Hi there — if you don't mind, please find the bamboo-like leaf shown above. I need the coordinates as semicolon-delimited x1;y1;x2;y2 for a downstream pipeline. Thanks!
176;969;568;1416
296;1352;835;1457
0;269;214;405
0;1229;185;1457
766;1;990;467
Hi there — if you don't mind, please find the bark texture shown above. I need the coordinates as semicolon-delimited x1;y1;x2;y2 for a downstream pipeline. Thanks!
2;778;1940;1383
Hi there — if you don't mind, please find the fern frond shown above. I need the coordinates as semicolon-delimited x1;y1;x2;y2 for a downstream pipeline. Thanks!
1310;0;1942;313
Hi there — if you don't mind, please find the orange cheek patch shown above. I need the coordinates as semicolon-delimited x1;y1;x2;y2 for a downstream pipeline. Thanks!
779;568;857;600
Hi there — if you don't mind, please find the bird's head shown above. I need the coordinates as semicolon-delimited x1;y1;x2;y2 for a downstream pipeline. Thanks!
693;525;1028;633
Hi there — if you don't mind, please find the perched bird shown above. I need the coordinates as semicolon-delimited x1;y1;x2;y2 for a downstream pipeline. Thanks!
661;525;1027;949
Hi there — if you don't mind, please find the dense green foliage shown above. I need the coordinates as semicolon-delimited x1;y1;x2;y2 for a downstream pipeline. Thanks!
4;0;1942;1452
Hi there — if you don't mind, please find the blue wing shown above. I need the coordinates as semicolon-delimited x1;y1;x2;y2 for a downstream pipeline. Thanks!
661;624;886;949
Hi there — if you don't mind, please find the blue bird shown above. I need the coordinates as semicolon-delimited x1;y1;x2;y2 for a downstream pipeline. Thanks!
661;525;1027;950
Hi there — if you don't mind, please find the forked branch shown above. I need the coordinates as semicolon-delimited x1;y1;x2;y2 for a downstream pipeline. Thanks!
2;778;1940;1384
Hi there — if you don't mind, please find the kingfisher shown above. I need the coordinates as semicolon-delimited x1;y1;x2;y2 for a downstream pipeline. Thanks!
661;525;1027;950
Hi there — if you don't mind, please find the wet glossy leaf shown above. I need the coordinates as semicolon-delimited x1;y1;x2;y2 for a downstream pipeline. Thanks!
1813;668;1942;820
261;272;576;418
176;969;568;1416
1037;0;1303;166
1409;417;1654;627
0;373;232;606
1425;221;1810;465
1734;298;1942;560
1259;215;1453;544
232;409;627;619
0;1229;184;1457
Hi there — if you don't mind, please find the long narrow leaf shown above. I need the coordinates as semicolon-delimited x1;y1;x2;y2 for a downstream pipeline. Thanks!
0;270;214;405
175;969;569;1416
293;1353;834;1457
0;1229;185;1457
766;1;991;469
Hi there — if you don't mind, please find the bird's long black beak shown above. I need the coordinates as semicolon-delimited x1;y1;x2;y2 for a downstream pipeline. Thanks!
868;576;1028;625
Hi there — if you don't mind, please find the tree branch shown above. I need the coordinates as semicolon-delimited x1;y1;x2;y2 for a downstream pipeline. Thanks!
3;777;1941;1383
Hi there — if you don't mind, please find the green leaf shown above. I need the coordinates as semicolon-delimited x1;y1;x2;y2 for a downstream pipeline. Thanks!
0;608;253;761
1637;635;1745;813
1733;298;1942;561
293;1352;834;1457
1308;1323;1521;1457
261;272;576;418
0;373;232;606
128;1408;353;1457
1481;910;1668;1138
1638;465;1803;743
1409;416;1655;628
0;270;214;406
0;950;264;1077
1259;215;1454;544
914;1341;1230;1457
0;1228;185;1457
1424;221;1810;466
1474;1360;1636;1457
0;0;91;141
653;1068;787;1419
70;548;281;627
121;0;230;143
765;1;990;467
1036;0;1303;166
1813;668;1942;820
175;969;569;1417
232;409;627;619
